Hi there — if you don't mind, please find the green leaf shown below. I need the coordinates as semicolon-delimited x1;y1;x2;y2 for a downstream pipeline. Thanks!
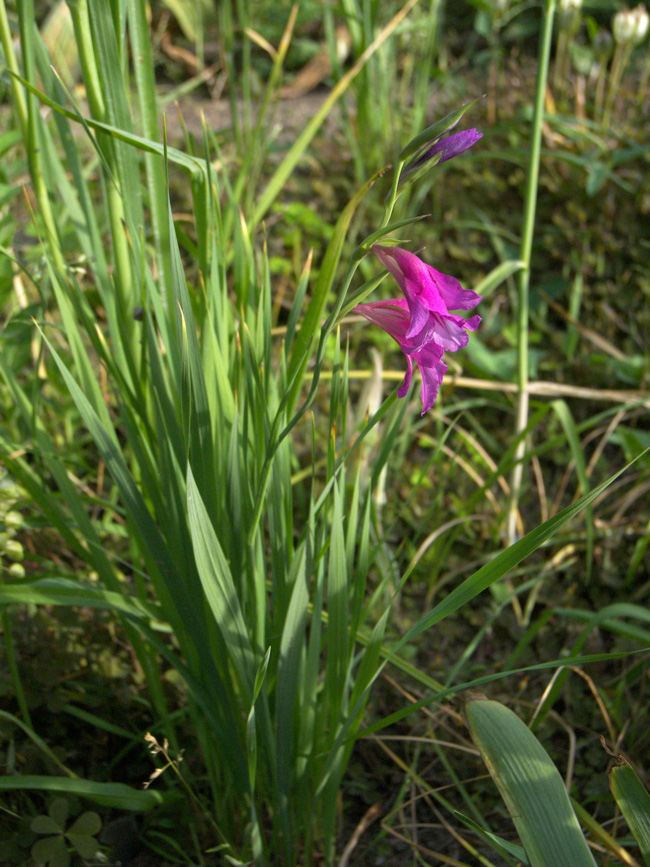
66;811;101;838
466;699;597;867
0;578;161;622
610;762;650;866
186;464;255;699
275;539;310;807
36;326;206;648
67;825;100;860
454;812;528;863
6;69;205;174
31;817;61;836
353;214;430;260
49;799;69;830
31;835;69;867
0;776;164;810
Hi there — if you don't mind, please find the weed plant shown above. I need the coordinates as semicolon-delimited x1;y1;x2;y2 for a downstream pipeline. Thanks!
0;0;649;865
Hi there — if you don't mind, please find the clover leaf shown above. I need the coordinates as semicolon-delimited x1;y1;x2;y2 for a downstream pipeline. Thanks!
30;798;101;867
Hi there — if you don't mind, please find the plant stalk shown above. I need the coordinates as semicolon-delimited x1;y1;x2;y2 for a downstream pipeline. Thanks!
507;0;556;555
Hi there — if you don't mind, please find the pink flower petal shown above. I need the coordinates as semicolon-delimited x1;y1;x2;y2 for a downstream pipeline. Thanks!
356;246;482;413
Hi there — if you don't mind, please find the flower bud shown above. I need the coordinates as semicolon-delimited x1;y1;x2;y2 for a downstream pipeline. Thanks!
633;4;650;43
614;5;650;45
7;562;25;579
558;0;582;30
4;511;24;530
4;539;24;562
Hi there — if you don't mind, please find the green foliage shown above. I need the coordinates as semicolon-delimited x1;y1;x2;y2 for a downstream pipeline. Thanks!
30;798;101;867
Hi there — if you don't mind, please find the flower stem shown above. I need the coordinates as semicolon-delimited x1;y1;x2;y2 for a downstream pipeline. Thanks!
508;0;556;553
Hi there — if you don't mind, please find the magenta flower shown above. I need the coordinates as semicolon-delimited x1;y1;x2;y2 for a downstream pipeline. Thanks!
354;246;482;414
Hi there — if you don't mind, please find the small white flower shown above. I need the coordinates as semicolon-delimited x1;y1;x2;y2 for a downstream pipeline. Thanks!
632;4;650;43
560;0;582;10
614;4;650;45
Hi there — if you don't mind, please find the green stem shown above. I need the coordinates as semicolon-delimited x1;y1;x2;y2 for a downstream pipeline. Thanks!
508;0;556;548
603;43;632;131
0;0;27;129
382;158;406;226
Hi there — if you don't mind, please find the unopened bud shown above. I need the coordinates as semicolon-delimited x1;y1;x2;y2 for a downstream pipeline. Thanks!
614;5;649;45
4;511;24;530
4;539;24;562
633;4;650;43
558;0;582;30
560;0;582;10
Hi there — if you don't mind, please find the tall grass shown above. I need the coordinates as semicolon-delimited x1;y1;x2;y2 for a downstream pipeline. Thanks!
0;1;648;864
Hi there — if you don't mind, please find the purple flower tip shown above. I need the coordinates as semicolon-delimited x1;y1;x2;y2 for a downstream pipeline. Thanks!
403;128;483;178
354;246;482;415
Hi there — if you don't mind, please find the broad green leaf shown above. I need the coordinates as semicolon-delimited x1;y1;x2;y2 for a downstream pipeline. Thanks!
610;762;650;866
68;832;100;860
466;699;597;867
275;541;310;800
